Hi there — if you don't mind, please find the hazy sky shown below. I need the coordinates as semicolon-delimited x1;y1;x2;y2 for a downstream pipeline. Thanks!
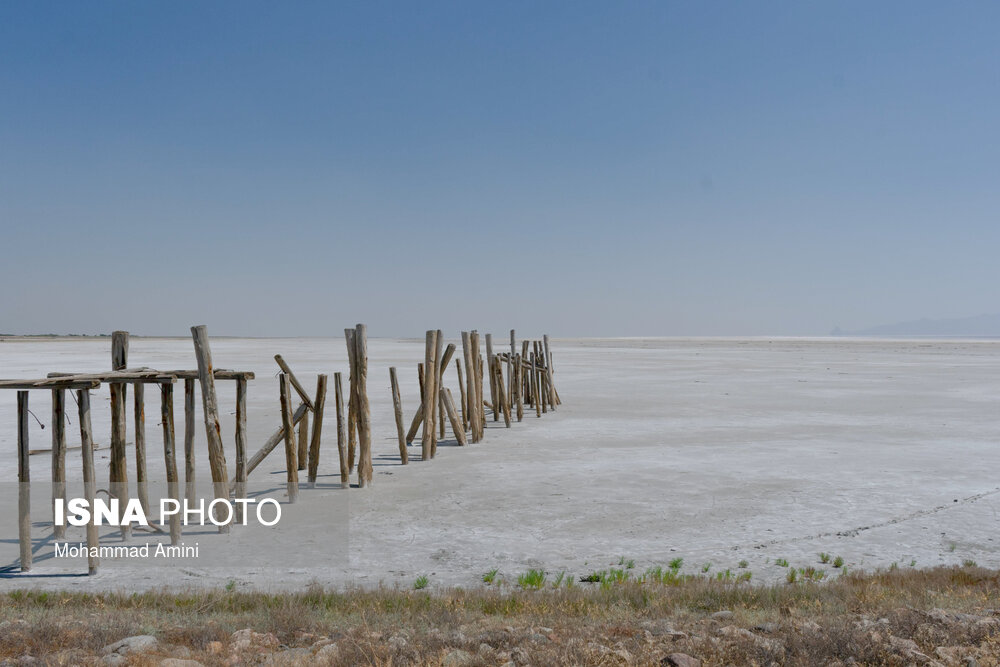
2;2;998;337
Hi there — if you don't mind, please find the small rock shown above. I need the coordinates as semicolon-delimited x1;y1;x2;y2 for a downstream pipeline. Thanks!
753;622;779;633
442;649;475;666
710;610;734;621
264;648;313;665
101;656;126;666
158;660;205;667
102;635;158;656
315;644;340;660
663;653;701;667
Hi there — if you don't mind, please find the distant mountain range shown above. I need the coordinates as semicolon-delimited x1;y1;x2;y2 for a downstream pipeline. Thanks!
832;313;1000;338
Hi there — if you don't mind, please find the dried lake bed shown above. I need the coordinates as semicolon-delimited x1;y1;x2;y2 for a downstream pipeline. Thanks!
1;335;998;591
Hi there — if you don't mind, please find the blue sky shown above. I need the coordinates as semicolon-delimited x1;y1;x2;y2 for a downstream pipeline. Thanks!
1;2;998;336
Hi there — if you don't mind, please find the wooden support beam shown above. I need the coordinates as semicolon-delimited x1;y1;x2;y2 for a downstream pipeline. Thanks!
279;374;299;503
274;355;314;409
110;331;130;541
184;378;196;505
354;324;373;487
243;402;309;478
160;383;182;545
307;374;328;486
190;325;230;533
134;383;149;516
0;379;100;390
18;391;31;572
51;388;66;540
389;367;407;464
77;389;99;574
234;378;248;521
533;351;542;418
334;372;349;488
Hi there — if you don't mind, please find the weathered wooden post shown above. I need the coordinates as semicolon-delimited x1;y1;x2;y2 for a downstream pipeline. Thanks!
134;382;150;515
307;374;328;486
354;324;373;487
514;353;524;421
421;330;438;460
456;360;467;432
77;389;99;574
110;331;130;540
543;334;559;406
334;372;349;488
344;328;358;472
389;367;407;464
486;334;498;421
279;374;299;502
51;388;66;539
17;391;31;571
297;410;309;472
432;329;444;457
521;340;531;405
190;325;231;533
532;351;542;418
509;329;516;405
184;378;196;504
462;332;480;443
493;359;511;427
160;383;182;545
234;377;248;520
472;331;484;439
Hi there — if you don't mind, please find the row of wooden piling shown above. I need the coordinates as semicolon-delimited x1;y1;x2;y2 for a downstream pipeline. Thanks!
387;329;560;464
2;325;560;574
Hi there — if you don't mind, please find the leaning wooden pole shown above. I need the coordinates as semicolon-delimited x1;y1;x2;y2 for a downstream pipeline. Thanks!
17;391;31;572
307;374;328;486
160;383;182;546
190;325;231;533
441;387;467;446
77;389;99;575
354;323;373;487
389;367;407;464
279;374;299;503
543;334;559;407
234;377;248;520
51;388;66;540
110;331;130;540
334;372;349;488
